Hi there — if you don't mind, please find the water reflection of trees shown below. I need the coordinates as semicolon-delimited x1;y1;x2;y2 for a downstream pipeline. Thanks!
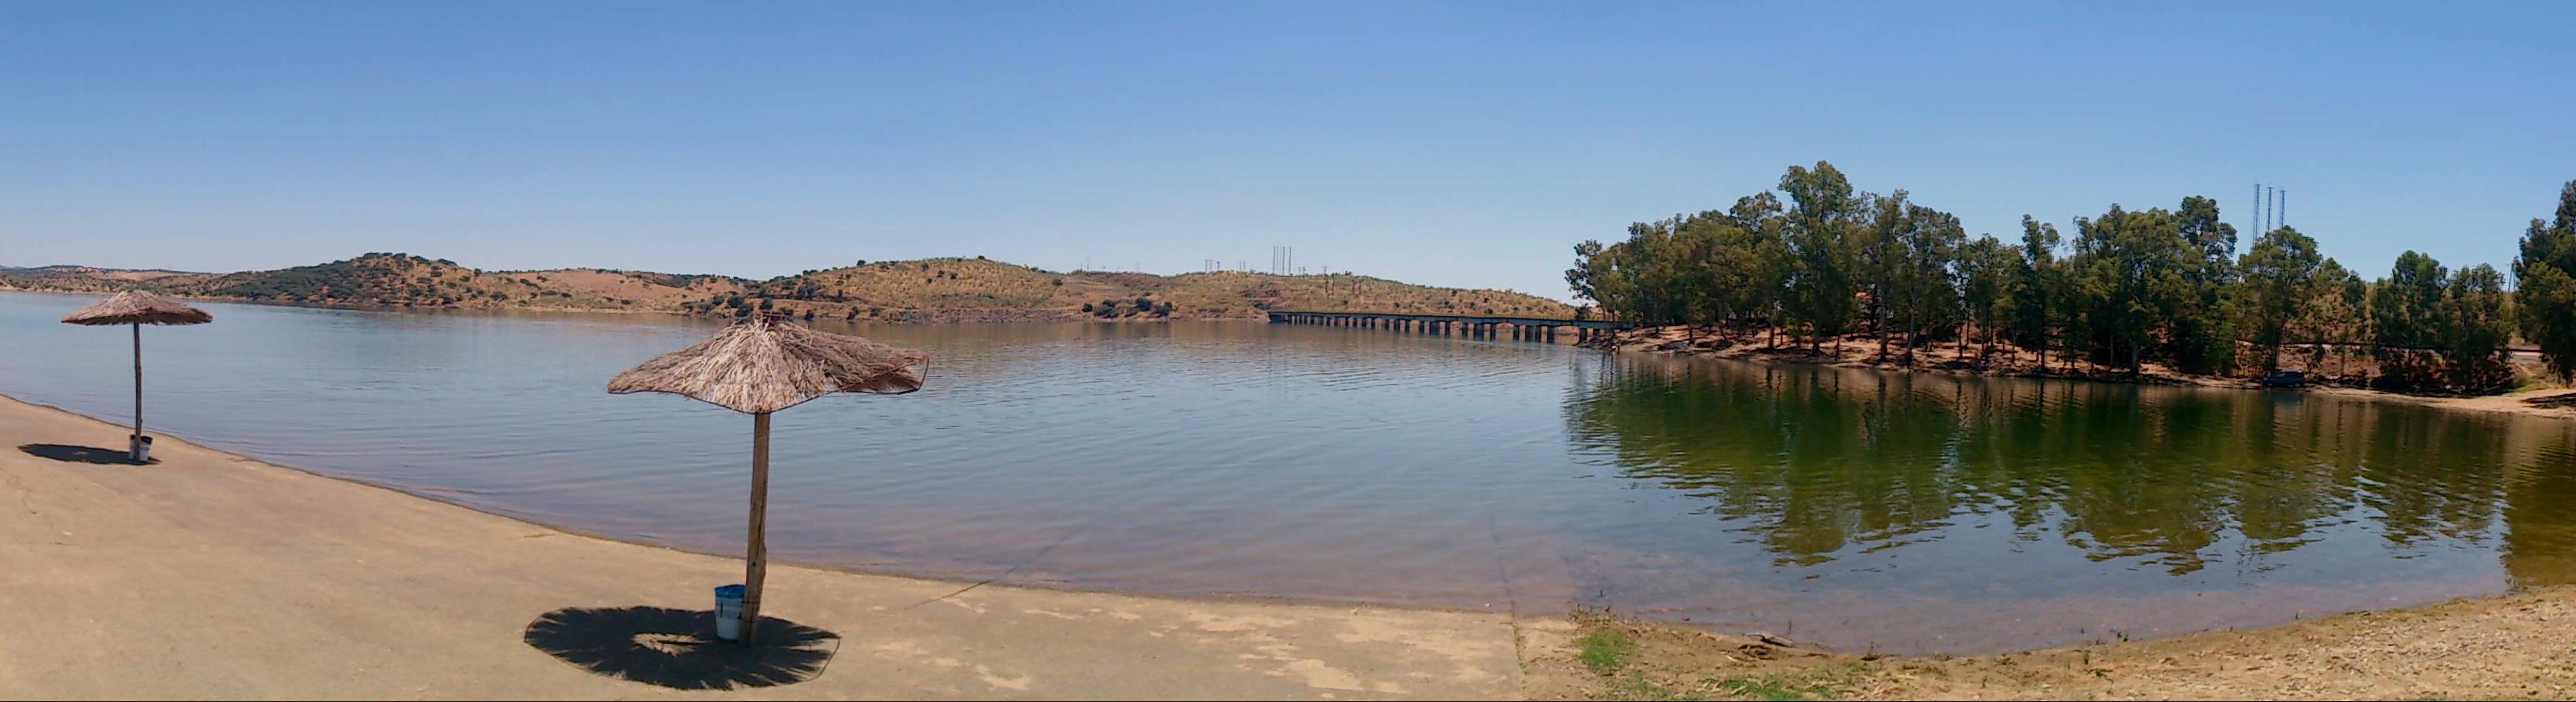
1564;355;2554;574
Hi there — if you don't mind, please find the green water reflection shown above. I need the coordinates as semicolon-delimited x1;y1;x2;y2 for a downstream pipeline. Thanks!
1565;356;2576;583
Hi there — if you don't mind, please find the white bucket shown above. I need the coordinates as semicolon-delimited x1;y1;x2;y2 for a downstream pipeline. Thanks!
129;435;153;464
713;584;745;640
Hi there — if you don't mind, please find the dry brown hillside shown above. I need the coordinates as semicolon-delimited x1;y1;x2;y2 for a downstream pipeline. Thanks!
5;253;1568;322
171;254;745;311
0;266;213;293
497;269;746;309
687;256;1573;322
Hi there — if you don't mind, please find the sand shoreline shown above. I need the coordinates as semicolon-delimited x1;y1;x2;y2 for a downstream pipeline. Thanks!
0;393;1524;699
0;393;1494;622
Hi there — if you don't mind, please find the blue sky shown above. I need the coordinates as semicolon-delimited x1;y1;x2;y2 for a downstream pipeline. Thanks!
4;1;2569;300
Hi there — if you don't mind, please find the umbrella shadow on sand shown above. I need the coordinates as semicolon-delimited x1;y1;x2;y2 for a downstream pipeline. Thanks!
17;443;153;466
521;606;840;690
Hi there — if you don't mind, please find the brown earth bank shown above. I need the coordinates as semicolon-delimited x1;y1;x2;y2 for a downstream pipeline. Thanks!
1595;324;2576;422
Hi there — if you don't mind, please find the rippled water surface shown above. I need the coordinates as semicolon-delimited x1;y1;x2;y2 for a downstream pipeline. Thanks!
7;290;2576;653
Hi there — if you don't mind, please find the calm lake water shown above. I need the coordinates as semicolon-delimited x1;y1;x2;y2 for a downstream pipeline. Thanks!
7;289;2576;653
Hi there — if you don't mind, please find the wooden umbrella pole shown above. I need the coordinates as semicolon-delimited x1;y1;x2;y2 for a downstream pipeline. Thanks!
742;411;771;645
132;323;143;442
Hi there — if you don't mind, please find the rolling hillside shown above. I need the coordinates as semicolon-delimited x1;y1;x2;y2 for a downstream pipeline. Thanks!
2;253;1572;322
693;256;1573;322
166;254;747;311
0;265;214;293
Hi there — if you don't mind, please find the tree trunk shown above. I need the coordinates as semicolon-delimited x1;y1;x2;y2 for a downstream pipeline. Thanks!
1876;305;1889;363
742;411;772;644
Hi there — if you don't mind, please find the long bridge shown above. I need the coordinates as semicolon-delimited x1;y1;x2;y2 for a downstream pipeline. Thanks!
1265;311;1633;343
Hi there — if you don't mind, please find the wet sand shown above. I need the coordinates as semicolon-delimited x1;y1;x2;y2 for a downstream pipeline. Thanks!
0;395;1519;700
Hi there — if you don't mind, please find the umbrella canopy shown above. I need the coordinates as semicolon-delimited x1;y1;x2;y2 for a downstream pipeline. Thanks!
61;290;212;326
608;312;926;411
607;312;926;644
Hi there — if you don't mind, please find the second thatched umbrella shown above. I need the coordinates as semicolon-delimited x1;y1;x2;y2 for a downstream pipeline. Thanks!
608;311;926;643
61;290;214;462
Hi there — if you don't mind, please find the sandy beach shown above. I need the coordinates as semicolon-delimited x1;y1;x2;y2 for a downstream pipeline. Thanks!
0;395;1520;700
12;390;2576;701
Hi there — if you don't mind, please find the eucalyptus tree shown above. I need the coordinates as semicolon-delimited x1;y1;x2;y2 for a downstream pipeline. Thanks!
2371;251;2450;388
1889;203;1965;366
1778;162;1863;351
2011;216;2065;369
2168;196;2243;375
1858;192;1911;360
2444;264;2514;391
2239;225;2325;371
2514;181;2576;380
2067;204;2187;373
1729;192;1794;346
1957;234;2016;362
2290;259;2367;377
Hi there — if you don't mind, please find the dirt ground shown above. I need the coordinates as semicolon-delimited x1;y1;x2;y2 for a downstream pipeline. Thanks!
1522;586;2576;701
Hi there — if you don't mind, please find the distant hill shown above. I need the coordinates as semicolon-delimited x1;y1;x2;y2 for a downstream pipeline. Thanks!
163;254;747;311
0;265;215;293
696;256;1572;322
1;252;1572;321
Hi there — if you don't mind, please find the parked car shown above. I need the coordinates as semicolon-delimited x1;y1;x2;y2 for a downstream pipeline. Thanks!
2260;370;2308;388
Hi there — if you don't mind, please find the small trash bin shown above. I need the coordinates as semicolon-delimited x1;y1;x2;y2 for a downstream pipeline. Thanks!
713;584;745;640
129;435;152;464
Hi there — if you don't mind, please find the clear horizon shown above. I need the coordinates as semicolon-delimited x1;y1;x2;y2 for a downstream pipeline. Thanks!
5;2;2570;301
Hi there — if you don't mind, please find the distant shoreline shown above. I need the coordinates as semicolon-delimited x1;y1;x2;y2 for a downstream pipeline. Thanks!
0;287;1299;325
1597;323;2576;422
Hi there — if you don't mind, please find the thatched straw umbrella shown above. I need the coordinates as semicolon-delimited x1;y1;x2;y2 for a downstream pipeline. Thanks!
608;311;926;643
60;291;214;461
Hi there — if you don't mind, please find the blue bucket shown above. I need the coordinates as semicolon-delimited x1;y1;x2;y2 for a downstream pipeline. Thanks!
713;584;745;640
